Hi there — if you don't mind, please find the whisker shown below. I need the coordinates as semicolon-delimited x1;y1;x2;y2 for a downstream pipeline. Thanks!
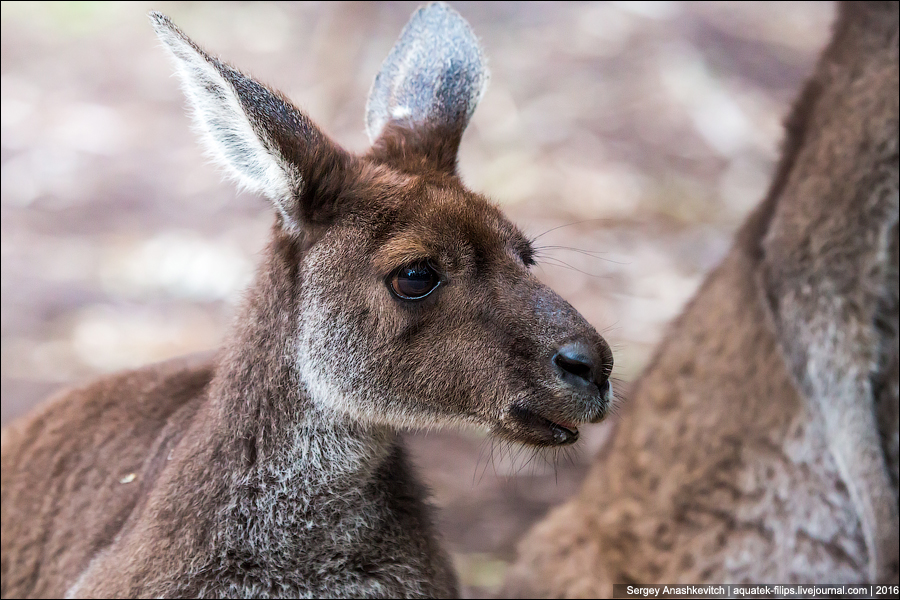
534;245;627;266
529;218;613;243
535;256;610;279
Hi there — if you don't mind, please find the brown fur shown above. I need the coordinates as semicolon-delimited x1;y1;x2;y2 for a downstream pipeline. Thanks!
1;5;613;598
505;1;899;595
1;354;213;598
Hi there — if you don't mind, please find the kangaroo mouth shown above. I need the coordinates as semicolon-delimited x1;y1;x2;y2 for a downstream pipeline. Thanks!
507;405;580;446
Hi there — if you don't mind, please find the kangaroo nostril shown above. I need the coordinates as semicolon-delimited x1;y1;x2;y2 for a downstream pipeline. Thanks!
553;343;596;385
555;353;592;380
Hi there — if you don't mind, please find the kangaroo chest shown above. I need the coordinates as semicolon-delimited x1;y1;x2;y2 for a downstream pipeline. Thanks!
188;440;455;598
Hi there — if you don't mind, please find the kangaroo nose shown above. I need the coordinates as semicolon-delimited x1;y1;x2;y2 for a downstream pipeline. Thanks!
553;341;607;392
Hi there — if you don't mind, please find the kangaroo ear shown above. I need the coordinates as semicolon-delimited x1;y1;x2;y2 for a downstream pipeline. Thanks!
365;2;488;174
151;12;350;233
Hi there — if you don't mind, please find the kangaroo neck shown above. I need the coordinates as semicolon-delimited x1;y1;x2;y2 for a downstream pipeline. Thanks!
203;239;398;496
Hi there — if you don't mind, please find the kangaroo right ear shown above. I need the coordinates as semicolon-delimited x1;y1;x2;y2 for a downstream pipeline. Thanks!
365;2;489;174
151;12;351;234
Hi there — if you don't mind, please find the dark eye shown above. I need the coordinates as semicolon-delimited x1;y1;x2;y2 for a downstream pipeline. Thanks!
389;261;441;300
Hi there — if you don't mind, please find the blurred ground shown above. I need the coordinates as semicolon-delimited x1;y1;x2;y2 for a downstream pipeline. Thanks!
1;2;835;597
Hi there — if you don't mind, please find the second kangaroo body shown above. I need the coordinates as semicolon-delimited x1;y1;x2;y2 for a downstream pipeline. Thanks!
505;1;899;594
0;4;614;598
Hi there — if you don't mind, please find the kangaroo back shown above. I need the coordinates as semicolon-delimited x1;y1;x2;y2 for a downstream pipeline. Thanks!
505;2;899;595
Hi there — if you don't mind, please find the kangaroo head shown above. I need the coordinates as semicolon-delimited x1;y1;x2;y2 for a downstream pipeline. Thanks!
151;3;613;447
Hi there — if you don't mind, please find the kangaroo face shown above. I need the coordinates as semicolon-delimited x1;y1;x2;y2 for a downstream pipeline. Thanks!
153;4;614;448
295;164;613;447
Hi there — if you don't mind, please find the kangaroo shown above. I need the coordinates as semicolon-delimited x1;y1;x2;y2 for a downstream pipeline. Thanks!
0;4;614;598
504;2;899;595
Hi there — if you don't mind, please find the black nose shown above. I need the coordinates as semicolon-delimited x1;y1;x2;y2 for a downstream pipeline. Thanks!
553;341;607;391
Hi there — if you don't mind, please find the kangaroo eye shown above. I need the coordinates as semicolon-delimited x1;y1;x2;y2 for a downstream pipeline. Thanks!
389;262;440;300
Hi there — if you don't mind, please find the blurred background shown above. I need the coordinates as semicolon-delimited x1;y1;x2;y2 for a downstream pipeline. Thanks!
1;1;834;596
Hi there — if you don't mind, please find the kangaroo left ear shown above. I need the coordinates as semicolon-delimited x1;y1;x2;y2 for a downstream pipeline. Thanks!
365;2;489;174
151;12;351;234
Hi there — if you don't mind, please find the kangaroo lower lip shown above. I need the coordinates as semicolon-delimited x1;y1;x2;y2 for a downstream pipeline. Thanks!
549;420;578;444
509;406;580;445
